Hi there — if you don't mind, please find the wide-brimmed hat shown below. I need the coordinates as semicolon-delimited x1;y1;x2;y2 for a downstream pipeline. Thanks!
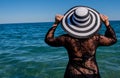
62;6;101;38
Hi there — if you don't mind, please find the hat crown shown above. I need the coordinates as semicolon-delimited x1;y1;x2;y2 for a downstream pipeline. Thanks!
75;7;89;17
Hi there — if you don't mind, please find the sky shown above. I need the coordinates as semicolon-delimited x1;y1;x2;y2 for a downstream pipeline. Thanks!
0;0;120;24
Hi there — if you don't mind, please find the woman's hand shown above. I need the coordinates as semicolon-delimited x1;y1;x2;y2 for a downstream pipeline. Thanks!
100;14;110;27
53;14;64;27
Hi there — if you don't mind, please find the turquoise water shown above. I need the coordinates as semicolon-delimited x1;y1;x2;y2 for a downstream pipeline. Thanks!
0;21;120;78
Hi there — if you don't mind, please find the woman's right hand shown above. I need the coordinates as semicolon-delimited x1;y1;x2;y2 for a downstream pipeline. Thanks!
54;14;64;25
53;14;64;27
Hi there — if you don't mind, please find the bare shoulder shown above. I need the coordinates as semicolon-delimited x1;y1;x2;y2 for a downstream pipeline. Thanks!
60;34;73;38
92;34;101;41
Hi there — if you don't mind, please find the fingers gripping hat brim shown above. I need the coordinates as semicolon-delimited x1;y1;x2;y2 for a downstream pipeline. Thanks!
62;6;101;38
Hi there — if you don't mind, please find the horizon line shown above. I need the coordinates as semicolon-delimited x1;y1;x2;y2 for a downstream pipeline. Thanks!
0;20;120;25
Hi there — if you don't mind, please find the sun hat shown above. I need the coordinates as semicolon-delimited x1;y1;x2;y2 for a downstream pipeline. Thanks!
62;6;101;38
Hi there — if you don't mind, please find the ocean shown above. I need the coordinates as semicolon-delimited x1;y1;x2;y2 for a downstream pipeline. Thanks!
0;21;120;78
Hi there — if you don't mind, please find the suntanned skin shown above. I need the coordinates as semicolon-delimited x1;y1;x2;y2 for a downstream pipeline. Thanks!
45;14;117;78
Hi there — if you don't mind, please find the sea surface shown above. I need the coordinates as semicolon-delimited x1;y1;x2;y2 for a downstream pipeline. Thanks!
0;21;120;78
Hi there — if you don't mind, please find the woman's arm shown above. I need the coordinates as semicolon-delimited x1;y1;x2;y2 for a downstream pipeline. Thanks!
45;14;66;47
98;14;117;46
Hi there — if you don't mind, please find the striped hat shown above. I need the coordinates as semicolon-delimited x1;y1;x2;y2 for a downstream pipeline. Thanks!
62;6;101;38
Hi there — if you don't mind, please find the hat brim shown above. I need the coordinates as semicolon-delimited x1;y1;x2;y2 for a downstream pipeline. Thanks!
62;6;101;38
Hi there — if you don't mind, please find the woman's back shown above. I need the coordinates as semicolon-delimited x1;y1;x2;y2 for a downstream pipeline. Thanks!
63;34;101;78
